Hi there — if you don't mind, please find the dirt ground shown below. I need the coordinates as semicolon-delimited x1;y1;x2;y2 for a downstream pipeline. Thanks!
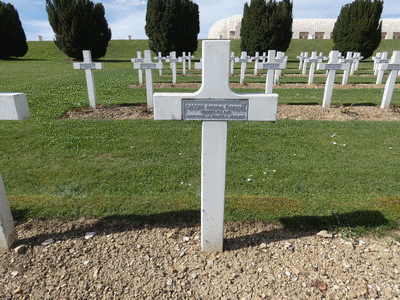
4;82;400;299
1;218;400;299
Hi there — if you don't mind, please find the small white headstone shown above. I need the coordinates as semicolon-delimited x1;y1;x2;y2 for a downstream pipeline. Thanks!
133;50;163;108
0;93;30;120
127;35;131;40
73;50;103;108
0;173;17;250
37;35;43;41
379;51;400;108
153;40;278;252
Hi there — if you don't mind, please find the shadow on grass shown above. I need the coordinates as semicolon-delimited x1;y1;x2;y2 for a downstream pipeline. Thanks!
12;210;391;251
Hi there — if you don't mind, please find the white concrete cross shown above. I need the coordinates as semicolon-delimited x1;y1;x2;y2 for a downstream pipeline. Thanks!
261;52;267;63
73;50;103;108
351;52;363;75
304;51;322;85
131;51;144;84
252;52;263;75
153;40;278;252
376;52;390;84
338;52;354;85
274;52;287;84
373;52;383;75
229;52;236;75
379;51;400;108
256;50;286;93
301;52;310;75
297;52;305;70
236;52;252;84
166;51;182;84
188;52;194;70
0;173;17;250
133;50;163;108
317;50;348;107
154;52;165;76
181;52;190;75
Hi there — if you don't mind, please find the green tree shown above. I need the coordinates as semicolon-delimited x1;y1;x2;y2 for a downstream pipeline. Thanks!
333;0;383;60
46;0;112;60
145;0;199;57
0;1;28;59
240;0;293;56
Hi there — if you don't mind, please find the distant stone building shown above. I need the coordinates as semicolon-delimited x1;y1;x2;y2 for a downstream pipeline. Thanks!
208;17;400;40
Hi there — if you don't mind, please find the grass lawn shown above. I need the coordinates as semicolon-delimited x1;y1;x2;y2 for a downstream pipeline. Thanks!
1;39;400;237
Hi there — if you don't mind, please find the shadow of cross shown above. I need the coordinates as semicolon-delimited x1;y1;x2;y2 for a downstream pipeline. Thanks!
73;50;103;108
153;40;278;252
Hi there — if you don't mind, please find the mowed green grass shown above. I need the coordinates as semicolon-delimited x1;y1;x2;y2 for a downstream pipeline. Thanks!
1;39;400;235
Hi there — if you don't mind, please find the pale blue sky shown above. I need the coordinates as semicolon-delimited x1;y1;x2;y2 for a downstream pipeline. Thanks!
9;0;400;41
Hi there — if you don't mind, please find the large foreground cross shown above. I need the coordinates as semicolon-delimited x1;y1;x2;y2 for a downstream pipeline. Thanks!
73;50;103;108
154;40;278;252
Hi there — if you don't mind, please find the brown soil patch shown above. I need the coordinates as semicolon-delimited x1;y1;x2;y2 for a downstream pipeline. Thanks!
60;103;400;122
1;218;399;299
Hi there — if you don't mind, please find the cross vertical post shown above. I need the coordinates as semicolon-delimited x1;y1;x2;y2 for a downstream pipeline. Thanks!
166;51;181;84
339;52;353;85
302;52;309;75
297;52;305;70
236;52;251;84
73;50;103;108
188;52;194;70
252;52;262;75
274;52;287;84
229;52;236;75
380;51;400;108
153;40;278;252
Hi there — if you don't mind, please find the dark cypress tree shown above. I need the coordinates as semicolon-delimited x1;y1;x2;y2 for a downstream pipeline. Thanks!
46;0;112;60
333;0;383;60
145;0;199;57
0;1;28;59
240;0;293;55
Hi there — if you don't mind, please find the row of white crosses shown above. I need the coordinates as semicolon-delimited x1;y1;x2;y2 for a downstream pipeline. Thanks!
154;40;278;252
378;51;400;108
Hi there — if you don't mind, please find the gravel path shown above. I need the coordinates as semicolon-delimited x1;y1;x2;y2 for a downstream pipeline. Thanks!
1;218;400;299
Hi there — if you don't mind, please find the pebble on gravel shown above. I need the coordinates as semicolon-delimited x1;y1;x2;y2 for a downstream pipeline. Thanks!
316;230;333;238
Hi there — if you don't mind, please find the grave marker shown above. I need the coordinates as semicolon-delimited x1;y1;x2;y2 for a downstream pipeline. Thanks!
0;93;30;120
188;52;194;70
373;52;383;75
302;52;309;75
195;59;202;70
0;173;17;250
153;40;278;252
317;50;348;107
73;50;103;108
256;50;286;93
229;52;236;75
338;52;354;85
379;51;400;108
274;52;287;84
351;52;363;74
236;52;252;84
131;51;144;84
376;52;389;84
133;50;163;108
181;52;189;75
154;52;165;76
166;52;182;84
304;51;322;85
252;52;262;75
297;52;305;70
261;52;267;63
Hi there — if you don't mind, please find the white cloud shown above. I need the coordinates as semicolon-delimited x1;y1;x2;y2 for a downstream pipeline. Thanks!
108;10;147;40
114;0;147;5
23;20;55;41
